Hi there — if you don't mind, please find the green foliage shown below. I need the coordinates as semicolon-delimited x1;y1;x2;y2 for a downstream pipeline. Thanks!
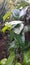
1;24;12;33
25;25;30;32
0;1;30;65
1;26;9;33
3;12;12;21
0;58;7;65
16;2;29;9
5;52;15;65
23;51;30;65
14;33;25;50
15;62;21;65
0;52;15;65
27;25;30;32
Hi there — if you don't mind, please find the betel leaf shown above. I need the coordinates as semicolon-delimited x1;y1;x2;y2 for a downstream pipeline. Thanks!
5;52;15;65
23;50;30;65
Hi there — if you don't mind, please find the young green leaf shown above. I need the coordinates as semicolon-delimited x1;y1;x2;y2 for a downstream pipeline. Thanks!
1;58;7;65
3;12;12;21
